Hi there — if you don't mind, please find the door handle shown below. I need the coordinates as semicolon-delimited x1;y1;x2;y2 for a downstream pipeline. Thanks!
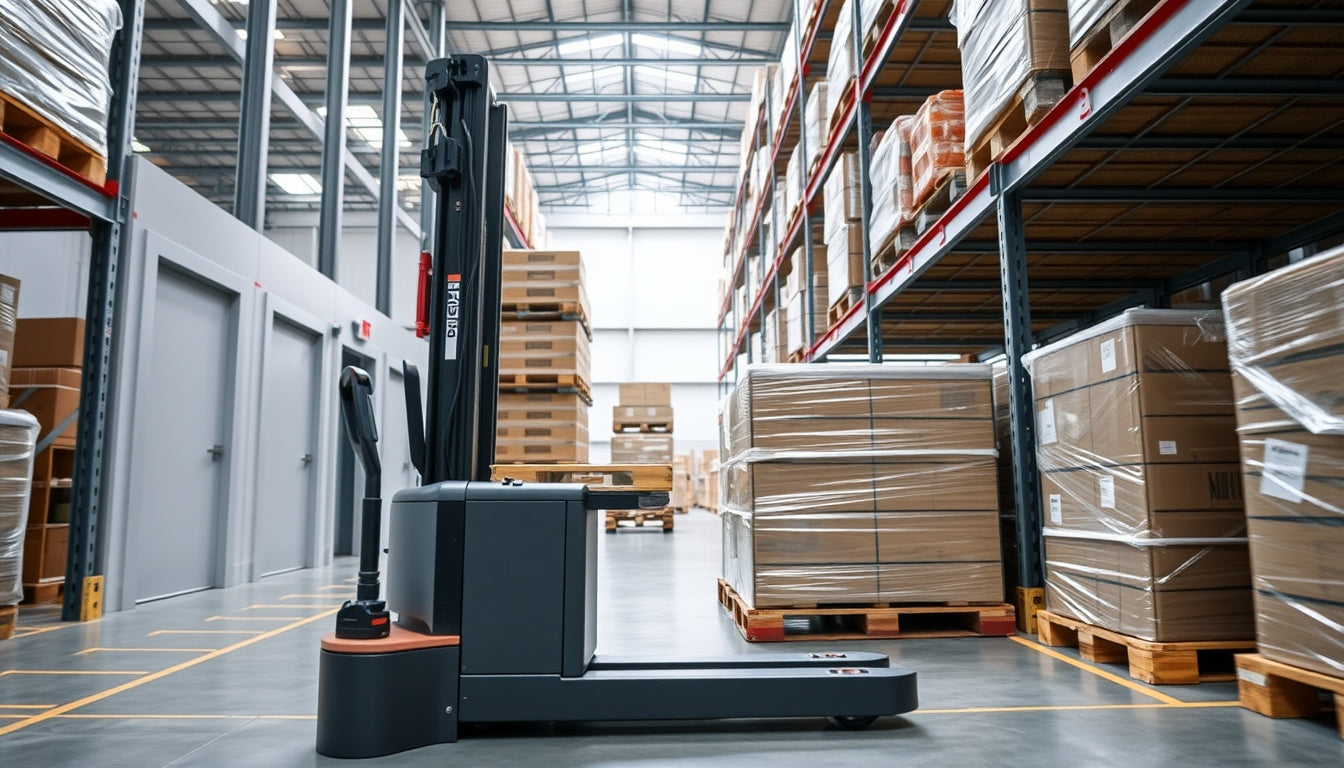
301;453;313;467
207;444;225;460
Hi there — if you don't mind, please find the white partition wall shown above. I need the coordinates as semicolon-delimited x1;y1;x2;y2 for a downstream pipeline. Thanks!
546;214;727;461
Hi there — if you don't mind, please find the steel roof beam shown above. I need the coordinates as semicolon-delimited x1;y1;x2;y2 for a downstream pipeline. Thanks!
447;20;787;31
1021;187;1344;202
142;55;423;68
498;92;749;102
492;56;771;66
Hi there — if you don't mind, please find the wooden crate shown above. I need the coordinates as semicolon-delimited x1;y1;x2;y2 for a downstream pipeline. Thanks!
1236;653;1344;741
0;90;107;187
1036;609;1255;684
718;579;1015;643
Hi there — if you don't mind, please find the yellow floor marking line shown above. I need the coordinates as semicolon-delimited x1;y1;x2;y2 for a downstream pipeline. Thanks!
244;604;343;609
147;630;264;636
0;715;26;720
319;585;350;591
917;701;1240;715
0;608;338;737
279;594;345;599
205;616;309;622
9;624;83;639
1009;635;1183;705
0;705;57;709
0;670;149;676
76;648;217;655
57;713;317;721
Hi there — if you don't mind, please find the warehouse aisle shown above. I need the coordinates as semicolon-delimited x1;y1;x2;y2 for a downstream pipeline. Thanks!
0;510;1340;767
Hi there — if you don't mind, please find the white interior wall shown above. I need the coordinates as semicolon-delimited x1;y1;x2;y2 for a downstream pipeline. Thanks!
0;231;92;317
546;214;728;461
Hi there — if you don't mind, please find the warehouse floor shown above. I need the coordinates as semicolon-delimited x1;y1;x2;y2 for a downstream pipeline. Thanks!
0;510;1340;767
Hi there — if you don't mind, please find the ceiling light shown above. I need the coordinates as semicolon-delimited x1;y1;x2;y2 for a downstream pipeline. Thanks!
131;138;151;153
634;65;698;87
564;65;624;89
238;29;284;40
270;172;322;195
631;34;701;56
316;105;411;149
558;33;623;55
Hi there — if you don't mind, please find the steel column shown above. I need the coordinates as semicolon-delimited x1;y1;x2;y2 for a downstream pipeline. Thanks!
232;0;275;229
317;0;353;280
792;0;817;357
419;1;445;253
375;0;404;314
851;0;881;363
995;167;1043;598
64;0;145;622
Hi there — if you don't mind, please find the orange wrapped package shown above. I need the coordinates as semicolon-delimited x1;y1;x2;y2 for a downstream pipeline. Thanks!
908;90;966;210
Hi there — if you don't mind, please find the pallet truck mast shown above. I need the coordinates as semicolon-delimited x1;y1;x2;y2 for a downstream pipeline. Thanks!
314;54;918;759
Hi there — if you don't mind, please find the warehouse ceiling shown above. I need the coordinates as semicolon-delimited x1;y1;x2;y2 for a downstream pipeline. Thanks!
132;0;792;220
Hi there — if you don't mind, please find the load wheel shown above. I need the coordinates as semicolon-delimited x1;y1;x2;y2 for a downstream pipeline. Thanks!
826;715;878;730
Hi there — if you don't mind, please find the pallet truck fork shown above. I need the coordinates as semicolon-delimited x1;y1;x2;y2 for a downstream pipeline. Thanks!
314;54;918;759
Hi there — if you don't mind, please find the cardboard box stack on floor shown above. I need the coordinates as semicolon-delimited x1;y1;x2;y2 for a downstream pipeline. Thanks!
1222;247;1344;678
611;383;674;464
720;364;1004;608
672;453;694;511
694;450;720;512
496;250;591;464
11;316;84;604
1026;309;1254;642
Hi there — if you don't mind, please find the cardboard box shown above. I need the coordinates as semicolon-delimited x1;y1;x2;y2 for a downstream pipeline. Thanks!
751;564;881;607
610;433;674;463
879;562;1004;603
498;320;590;380
875;510;1002;562
1040;463;1245;537
1222;246;1344;364
612;405;673;430
503;250;582;269
0;275;18;409
8;367;81;447
823;151;862;238
1240;429;1344;522
618;383;671;407
753;512;878;565
14;318;83;369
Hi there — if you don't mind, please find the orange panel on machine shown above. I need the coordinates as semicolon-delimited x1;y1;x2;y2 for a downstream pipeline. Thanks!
321;624;461;654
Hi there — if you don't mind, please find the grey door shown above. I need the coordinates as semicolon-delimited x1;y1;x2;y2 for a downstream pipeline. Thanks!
255;316;320;577
135;267;233;602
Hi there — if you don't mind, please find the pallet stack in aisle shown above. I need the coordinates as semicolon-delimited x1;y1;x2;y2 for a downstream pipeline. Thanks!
694;450;720;513
496;250;591;464
671;454;693;514
952;0;1071;182
1219;247;1344;726
11;317;84;605
823;152;864;325
503;143;547;247
719;364;1016;641
1025;310;1255;652
783;242;829;362
608;384;676;531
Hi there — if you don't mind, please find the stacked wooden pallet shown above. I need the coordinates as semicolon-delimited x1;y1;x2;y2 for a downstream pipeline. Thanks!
608;383;676;531
496;250;591;464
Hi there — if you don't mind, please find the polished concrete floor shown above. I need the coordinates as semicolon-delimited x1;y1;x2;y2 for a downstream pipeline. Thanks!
1;509;1341;767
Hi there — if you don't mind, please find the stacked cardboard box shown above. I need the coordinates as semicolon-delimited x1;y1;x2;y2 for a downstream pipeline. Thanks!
1222;247;1344;677
991;363;1020;602
1026;309;1253;642
824;152;864;314
505;144;547;248
695;450;720;512
0;410;39;616
671;453;694;511
611;384;675;464
826;0;856;122
804;82;829;170
496;250;591;464
784;243;830;359
721;364;1004;608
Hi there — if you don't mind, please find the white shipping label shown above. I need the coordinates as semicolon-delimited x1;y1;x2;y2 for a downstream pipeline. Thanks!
1159;440;1178;456
1049;494;1063;525
1262;438;1309;503
1098;475;1116;509
1237;669;1267;687
1100;338;1118;374
1038;400;1058;445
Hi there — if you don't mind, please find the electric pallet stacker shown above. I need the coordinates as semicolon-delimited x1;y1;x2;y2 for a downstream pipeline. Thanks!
314;54;919;759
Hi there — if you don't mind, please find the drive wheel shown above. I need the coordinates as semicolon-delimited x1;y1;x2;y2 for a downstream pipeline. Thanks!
826;715;878;730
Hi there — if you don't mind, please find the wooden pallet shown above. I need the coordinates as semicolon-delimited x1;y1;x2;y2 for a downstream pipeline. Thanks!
605;508;674;532
964;70;1070;185
501;301;592;338
490;463;673;492
612;421;672;434
827;287;863;327
1036;609;1255;685
22;579;63;606
826;80;857;142
0;604;15;640
1070;0;1163;83
861;0;898;57
717;579;1016;643
497;373;592;400
0;91;107;186
873;169;968;277
1235;653;1344;740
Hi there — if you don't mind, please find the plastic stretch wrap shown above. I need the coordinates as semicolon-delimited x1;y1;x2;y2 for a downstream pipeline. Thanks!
784;147;802;223
497;320;589;379
763;307;788;363
950;0;1069;148
0;0;121;158
784;245;828;356
827;0;855;121
823;151;862;240
860;0;887;43
1026;309;1252;641
0;276;18;409
720;364;1004;608
1222;245;1344;677
908;90;966;208
869;117;914;253
612;434;673;464
805;82;830;169
1066;0;1121;46
0;411;38;606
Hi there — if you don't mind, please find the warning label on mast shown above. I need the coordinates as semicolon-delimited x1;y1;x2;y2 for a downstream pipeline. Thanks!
444;273;461;360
